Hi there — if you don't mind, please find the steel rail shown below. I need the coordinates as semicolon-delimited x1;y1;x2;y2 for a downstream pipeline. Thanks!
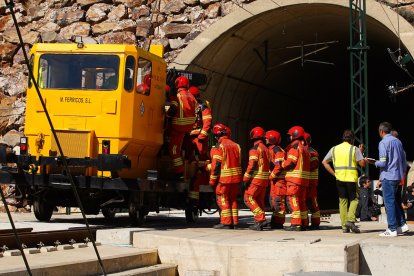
0;228;98;250
0;187;32;275
0;228;33;235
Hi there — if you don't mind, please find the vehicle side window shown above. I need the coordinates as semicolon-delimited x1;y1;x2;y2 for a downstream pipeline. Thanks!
28;55;34;88
136;57;152;96
124;56;135;92
38;58;48;88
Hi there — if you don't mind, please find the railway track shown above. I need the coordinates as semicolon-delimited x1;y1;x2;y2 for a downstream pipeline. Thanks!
0;227;98;251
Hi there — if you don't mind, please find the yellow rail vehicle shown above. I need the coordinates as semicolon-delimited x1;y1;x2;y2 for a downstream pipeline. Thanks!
27;43;166;179
0;42;208;224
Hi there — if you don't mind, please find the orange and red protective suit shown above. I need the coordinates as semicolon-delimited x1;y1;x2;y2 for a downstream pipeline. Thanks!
269;144;287;225
209;136;242;226
243;140;270;223
306;145;320;226
189;100;212;160
282;140;310;227
167;88;197;174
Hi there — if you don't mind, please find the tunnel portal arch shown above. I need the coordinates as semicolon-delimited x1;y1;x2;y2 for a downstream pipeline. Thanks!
173;0;414;208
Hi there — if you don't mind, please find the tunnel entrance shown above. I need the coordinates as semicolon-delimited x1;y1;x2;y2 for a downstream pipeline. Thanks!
175;0;414;209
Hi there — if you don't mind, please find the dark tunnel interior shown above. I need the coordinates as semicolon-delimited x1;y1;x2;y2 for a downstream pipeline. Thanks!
183;3;414;209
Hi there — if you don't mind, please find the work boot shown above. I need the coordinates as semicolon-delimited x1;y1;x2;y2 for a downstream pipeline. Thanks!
249;221;267;231
307;225;320;230
284;225;302;231
342;228;350;233
213;224;233;229
269;222;284;229
172;173;184;182
345;221;360;233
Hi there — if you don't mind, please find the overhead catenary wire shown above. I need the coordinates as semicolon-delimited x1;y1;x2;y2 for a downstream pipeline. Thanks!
170;60;308;102
3;0;106;275
146;0;161;50
227;0;335;68
229;0;269;27
0;114;25;118
379;1;399;36
396;0;401;56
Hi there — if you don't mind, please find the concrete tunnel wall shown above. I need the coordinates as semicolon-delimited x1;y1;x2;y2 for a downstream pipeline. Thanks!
174;0;414;208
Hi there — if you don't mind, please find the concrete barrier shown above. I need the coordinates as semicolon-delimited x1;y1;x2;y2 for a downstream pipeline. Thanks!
133;229;362;276
359;238;414;276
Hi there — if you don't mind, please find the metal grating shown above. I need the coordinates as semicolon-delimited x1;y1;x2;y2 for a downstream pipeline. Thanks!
51;131;91;158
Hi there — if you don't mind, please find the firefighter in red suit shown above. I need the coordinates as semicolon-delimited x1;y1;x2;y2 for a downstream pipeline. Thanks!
304;132;321;229
267;130;287;229
167;76;197;177
188;86;212;161
186;86;212;204
208;124;242;229
282;126;310;231
243;126;270;231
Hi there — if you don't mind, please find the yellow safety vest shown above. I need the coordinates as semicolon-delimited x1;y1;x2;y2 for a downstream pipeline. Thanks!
332;142;358;182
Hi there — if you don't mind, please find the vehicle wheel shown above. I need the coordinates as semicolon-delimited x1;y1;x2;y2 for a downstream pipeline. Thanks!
33;197;54;222
102;207;117;220
128;204;146;226
185;207;199;223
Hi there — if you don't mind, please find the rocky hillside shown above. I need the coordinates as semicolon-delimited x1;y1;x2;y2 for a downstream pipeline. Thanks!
0;0;245;141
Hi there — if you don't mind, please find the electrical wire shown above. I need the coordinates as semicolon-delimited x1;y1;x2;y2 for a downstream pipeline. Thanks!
147;0;161;49
0;182;32;276
379;1;399;35
0;114;24;118
4;0;107;275
396;0;401;56
170;60;308;102
229;0;278;29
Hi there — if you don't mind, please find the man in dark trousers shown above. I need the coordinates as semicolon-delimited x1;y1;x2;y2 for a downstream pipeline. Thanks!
322;129;366;233
366;122;409;237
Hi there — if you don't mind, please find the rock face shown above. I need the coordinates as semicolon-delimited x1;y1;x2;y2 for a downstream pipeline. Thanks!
0;0;411;138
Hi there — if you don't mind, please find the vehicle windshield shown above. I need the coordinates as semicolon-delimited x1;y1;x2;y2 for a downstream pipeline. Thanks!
38;54;120;90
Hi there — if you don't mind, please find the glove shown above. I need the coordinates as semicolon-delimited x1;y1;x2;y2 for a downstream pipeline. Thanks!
209;182;217;189
243;181;250;189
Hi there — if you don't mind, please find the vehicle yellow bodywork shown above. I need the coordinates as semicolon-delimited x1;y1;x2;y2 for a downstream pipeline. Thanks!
25;43;167;178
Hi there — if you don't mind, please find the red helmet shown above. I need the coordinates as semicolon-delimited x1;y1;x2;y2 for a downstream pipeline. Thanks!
212;123;229;137
175;75;189;89
304;132;312;145
249;126;265;140
136;83;149;95
287;126;305;140
188;86;200;96
224;125;232;137
265;130;281;145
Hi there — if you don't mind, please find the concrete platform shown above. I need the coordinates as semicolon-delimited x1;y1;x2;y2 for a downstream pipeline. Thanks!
1;211;413;275
131;220;414;276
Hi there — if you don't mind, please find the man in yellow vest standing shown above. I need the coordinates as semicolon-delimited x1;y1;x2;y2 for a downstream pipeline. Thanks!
322;129;366;233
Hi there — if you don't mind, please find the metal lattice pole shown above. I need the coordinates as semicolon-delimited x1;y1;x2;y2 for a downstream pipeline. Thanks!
349;0;369;175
